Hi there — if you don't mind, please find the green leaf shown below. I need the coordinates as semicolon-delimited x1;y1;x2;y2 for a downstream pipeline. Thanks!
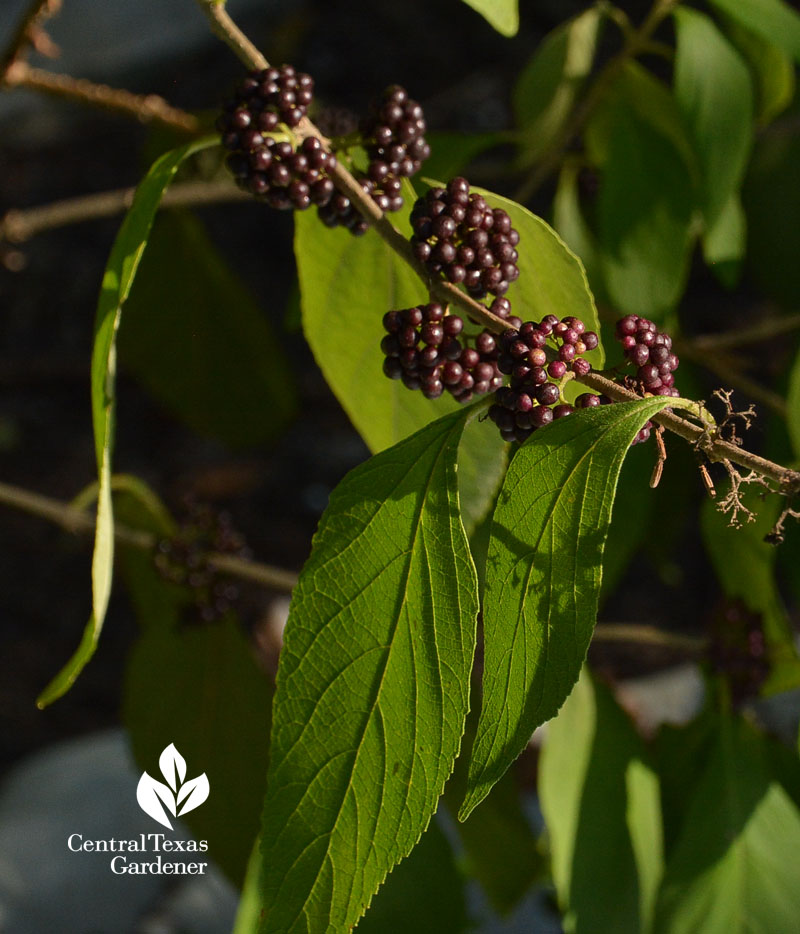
513;8;602;167
258;409;479;933
295;188;503;537
36;137;216;708
552;161;606;305
673;7;754;228
356;821;468;934
789;344;800;460
119;210;295;446
708;0;800;63
719;15;796;126
457;414;508;537
654;715;800;933
701;487;800;693
460;0;518;37
460;397;698;818
539;669;663;934
295;205;454;453
587;65;696;320
701;193;746;289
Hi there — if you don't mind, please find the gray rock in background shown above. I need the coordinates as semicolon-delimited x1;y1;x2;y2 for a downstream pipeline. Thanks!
0;729;238;934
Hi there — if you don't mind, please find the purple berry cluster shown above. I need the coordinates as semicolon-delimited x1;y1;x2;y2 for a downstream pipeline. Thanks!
709;598;770;706
381;303;504;402
319;84;429;236
410;178;520;299
154;499;249;624
218;67;337;210
487;315;599;442
362;85;430;183
615;314;680;444
225;136;337;210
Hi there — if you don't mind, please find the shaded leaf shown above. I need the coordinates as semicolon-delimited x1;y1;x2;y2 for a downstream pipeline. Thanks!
460;0;518;37
461;397;698;818
36;137;216;707
709;0;800;63
513;9;602;167
720;14;796;126
587;65;696;319
422;131;505;185
357;820;468;934
702;193;746;289
552;160;606;305
654;715;800;932
258;409;478;933
673;7;754;227
120;210;295;446
539;669;663;933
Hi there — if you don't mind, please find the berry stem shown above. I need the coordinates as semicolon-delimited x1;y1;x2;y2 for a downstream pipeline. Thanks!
0;0;59;77
0;478;300;592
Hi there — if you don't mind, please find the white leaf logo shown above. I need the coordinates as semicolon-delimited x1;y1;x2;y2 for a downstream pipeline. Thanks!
136;744;209;829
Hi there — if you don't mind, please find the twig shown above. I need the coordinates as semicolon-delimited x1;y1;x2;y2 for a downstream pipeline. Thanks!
679;342;788;418
1;180;249;244
0;479;299;592
3;60;200;134
688;312;800;352
0;0;60;76
593;623;705;653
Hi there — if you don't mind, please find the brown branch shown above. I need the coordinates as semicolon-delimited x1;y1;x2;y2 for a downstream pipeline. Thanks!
3;60;200;134
1;180;249;244
688;312;800;352
593;622;705;653
0;0;60;75
0;479;298;592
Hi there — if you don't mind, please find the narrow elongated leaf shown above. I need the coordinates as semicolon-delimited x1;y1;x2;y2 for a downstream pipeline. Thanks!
37;137;216;708
461;397;697;818
709;0;800;63
539;669;663;933
674;7;754;227
702;193;746;289
720;15;796;125
586;65;696;320
513;9;602;166
460;0;518;37
655;715;800;933
259;409;479;933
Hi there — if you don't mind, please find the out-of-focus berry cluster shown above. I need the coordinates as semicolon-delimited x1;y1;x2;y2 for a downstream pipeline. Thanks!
153;499;249;624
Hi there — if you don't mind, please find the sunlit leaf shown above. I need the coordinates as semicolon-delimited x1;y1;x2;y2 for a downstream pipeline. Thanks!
36;137;217;708
539;669;663;933
460;0;518;37
461;397;699;818
258;409;478;932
